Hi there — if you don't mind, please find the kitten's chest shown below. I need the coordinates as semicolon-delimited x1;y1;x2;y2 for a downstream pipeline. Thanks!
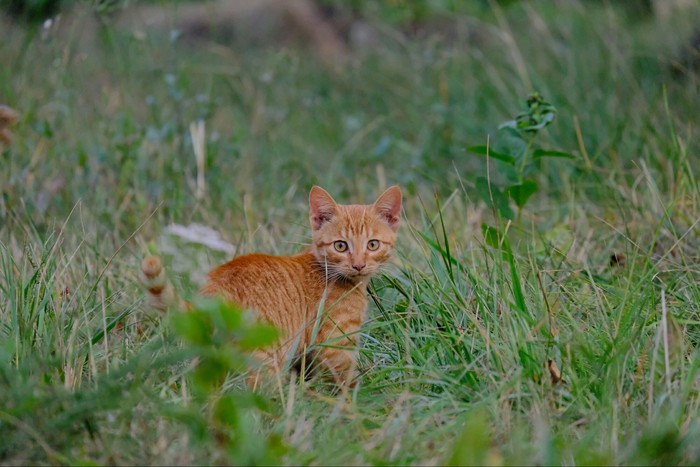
314;281;368;318
297;261;368;318
301;279;368;347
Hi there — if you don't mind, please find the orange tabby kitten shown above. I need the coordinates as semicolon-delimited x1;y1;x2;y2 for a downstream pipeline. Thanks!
141;185;402;387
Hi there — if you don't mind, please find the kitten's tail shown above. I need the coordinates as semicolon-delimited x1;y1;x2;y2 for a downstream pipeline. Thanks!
139;255;188;311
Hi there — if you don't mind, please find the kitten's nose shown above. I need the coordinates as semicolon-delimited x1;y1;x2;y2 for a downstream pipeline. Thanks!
352;263;366;271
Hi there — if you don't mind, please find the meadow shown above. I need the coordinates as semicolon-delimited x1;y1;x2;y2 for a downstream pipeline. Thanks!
1;1;700;464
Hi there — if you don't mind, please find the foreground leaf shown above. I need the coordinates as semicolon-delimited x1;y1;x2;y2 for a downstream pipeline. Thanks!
467;145;516;165
533;149;576;159
506;180;538;208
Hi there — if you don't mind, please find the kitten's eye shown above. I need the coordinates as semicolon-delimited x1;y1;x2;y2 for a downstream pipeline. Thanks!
367;239;381;251
333;241;349;253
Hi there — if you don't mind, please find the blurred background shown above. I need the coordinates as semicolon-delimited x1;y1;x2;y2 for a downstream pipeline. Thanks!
2;0;699;230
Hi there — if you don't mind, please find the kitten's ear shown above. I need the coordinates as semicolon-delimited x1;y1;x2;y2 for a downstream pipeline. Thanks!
309;185;338;230
372;185;402;231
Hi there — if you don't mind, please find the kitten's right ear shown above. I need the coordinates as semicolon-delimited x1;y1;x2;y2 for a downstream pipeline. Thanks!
373;185;402;231
309;185;338;230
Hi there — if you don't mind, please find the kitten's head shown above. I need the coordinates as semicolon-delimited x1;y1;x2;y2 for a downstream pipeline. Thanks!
309;185;402;281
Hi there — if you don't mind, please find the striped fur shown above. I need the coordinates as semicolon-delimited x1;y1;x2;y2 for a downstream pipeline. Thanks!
140;185;401;387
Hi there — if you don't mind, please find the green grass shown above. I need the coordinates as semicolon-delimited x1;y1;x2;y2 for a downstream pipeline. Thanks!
2;1;700;464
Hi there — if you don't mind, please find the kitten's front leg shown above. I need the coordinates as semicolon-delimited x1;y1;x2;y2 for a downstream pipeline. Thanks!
247;350;277;390
317;299;365;387
247;346;289;390
317;319;361;387
319;345;359;387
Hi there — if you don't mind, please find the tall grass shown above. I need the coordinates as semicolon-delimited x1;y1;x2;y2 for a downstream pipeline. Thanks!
1;0;699;464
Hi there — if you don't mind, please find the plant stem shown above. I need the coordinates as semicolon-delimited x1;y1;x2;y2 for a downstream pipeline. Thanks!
518;133;536;184
516;133;536;228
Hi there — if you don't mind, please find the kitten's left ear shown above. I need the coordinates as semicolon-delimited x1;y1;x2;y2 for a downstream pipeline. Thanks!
372;185;402;231
309;185;338;230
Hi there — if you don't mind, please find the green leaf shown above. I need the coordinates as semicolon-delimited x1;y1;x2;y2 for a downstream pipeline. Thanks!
533;149;576;159
506;180;538;208
481;223;500;250
192;353;236;391
466;145;516;165
239;323;280;350
475;177;514;220
447;409;492;466
481;224;527;314
481;223;512;256
90;303;136;346
191;296;225;314
170;311;212;346
509;256;528;315
218;304;243;332
213;394;240;429
518;111;555;131
501;92;557;134
498;119;517;131
434;194;456;283
229;391;272;412
518;345;541;381
189;298;244;336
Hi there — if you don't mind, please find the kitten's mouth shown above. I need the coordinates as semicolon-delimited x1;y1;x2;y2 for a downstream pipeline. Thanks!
321;263;374;281
346;268;373;279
